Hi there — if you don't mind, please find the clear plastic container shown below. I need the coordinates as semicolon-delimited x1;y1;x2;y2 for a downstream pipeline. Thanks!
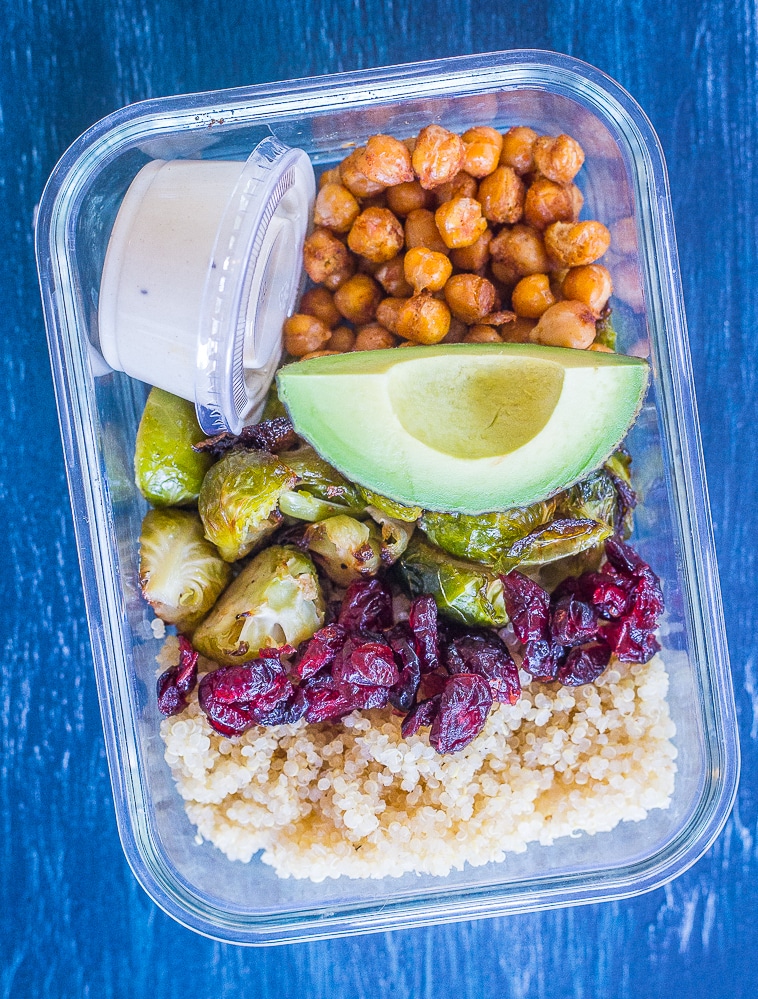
35;50;739;945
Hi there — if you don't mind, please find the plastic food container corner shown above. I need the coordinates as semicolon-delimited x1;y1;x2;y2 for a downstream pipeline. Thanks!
35;50;739;945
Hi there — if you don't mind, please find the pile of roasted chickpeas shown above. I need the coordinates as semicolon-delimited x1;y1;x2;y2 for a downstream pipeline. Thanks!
283;124;615;359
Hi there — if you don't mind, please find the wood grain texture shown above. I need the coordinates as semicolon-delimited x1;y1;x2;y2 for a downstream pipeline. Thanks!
1;0;755;995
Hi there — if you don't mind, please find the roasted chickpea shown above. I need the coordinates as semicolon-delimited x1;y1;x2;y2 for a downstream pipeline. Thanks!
339;147;385;198
478;166;525;224
450;227;492;271
464;324;501;343
441;316;467;343
313;182;360;234
561;264;613;313
327;325;356;352
434;197;487;250
489;224;551;277
461;126;502;178
529;300;597;349
333;273;383;325
479;309;516;328
404;208;449;254
523;178;577;231
403;246;453;293
412;124;465;190
375;256;414;297
490;259;521;288
353;323;399;351
396;293;452;344
318;166;342;188
443;273;497;324
355;134;414;186
544;220;611;268
283;314;332;356
500;316;537;343
532;134;585;185
300;349;341;360
299;286;341;328
433;170;478;205
303;228;356;290
386;180;432;216
511;273;557;319
347;207;404;263
375;296;408;334
500;126;538;174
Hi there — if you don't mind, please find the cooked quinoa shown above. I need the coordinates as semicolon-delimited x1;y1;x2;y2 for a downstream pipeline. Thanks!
158;636;676;881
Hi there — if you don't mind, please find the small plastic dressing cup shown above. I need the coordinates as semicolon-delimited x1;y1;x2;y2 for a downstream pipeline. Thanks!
98;137;314;433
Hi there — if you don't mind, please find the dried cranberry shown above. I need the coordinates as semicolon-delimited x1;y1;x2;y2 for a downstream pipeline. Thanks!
578;572;633;619
338;578;393;634
333;641;400;687
418;671;449;700
556;642;612;686
408;594;440;673
157;669;188;716
386;624;422;712
156;637;200;716
401;695;441;739
197;681;256;736
301;674;355;722
550;594;599;647
176;636;199;693
521;639;563;681
295;624;346;680
501;571;551;643
604;536;645;578
444;632;521;705
629;568;664;628
429;674;493;754
199;661;292;711
253;689;308;726
258;644;297;662
603;618;661;663
338;681;390;711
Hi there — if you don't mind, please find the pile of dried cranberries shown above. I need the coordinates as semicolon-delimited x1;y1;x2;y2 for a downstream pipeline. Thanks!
157;536;663;755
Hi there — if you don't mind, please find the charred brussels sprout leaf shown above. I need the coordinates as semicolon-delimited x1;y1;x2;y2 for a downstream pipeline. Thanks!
366;506;415;566
304;515;383;586
139;508;231;630
134;388;213;506
507;517;612;567
278;445;365;522
357;487;422;523
192;545;324;665
198;450;296;562
420;501;557;569
397;534;508;628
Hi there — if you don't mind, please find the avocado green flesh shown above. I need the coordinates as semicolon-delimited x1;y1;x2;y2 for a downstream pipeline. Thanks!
276;344;649;515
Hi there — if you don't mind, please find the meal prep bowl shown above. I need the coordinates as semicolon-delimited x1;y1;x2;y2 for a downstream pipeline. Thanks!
35;50;739;945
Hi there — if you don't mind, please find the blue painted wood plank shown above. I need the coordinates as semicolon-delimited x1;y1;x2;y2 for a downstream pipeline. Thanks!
1;0;756;996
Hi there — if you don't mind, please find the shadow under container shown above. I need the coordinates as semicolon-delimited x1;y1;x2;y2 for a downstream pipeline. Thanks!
35;50;739;945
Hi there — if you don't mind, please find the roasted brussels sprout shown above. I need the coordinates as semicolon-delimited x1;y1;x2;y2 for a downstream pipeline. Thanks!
192;545;324;665
279;444;364;522
366;506;415;565
304;514;382;585
419;500;557;568
134;388;213;506
139;508;231;630
198;450;296;562
397;534;508;627
603;449;636;537
358;487;422;523
506;517;612;568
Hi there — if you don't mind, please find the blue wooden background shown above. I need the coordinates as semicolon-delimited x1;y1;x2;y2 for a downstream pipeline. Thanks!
2;0;756;995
